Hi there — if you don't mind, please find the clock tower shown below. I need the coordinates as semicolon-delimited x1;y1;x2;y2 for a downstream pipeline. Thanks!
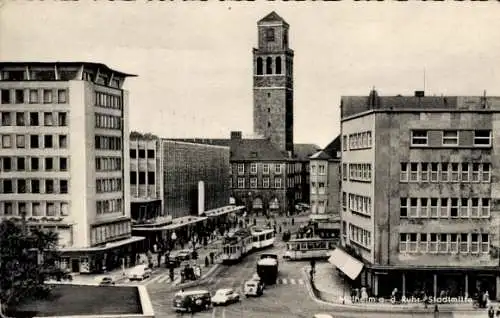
253;12;294;154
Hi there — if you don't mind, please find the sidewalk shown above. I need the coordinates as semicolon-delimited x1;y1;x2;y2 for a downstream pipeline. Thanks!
305;263;498;314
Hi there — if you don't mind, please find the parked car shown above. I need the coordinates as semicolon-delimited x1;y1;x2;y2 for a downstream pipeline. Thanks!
99;276;116;286
211;288;240;306
313;314;333;318
128;264;152;281
173;249;193;261
244;280;263;297
173;289;211;313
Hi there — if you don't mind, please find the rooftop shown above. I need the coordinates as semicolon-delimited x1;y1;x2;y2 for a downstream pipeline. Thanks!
310;135;341;160
258;11;289;26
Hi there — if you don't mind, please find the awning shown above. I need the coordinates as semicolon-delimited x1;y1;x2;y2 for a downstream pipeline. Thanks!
328;248;364;281
203;205;245;218
59;236;145;252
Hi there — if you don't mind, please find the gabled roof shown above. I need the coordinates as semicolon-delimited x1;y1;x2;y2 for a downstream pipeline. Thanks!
230;139;288;161
258;11;288;26
293;143;321;161
309;150;331;160
310;136;341;160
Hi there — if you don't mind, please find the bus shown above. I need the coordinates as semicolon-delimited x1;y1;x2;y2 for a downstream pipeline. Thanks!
251;227;275;250
220;228;253;264
283;237;338;261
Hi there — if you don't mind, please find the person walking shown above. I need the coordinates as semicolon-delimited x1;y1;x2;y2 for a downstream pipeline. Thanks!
488;306;495;318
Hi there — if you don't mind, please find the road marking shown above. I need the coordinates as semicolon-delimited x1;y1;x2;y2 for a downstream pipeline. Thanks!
281;278;288;284
222;308;226;318
212;307;216;318
298;279;304;285
157;274;171;283
290;278;296;285
146;274;164;285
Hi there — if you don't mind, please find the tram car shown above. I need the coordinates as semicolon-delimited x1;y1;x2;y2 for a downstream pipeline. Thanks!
251;227;275;250
283;237;338;261
220;228;253;264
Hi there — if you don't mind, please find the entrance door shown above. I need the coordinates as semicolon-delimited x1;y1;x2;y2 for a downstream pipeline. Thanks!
71;258;80;273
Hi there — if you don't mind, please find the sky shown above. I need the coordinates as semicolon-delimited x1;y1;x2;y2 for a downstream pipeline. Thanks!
1;2;500;148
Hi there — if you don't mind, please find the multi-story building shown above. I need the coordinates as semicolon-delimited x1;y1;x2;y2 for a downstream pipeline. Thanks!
309;136;341;238
0;62;143;273
168;12;320;216
130;133;240;251
338;89;500;300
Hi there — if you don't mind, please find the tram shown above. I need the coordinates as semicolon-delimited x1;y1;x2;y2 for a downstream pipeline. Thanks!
251;227;275;250
283;237;338;261
220;228;253;264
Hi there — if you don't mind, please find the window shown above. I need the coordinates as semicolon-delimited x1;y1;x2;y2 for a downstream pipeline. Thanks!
3;180;13;193
1;135;11;148
481;198;490;217
420;198;428;218
274;178;282;188
482;164;490;182
318;165;326;175
138;172;145;184
430;198;438;218
18;202;26;216
45;180;54;194
440;198;448;217
342;135;348;151
400;163;408;182
237;177;245;189
461;163;469;182
472;163;480;182
29;112;39;126
450;198;458;217
399;233;408;253
31;179;40;193
58;135;67;148
250;178;257;189
57;89;67;103
1;112;11;126
471;233;479;253
459;233;469;253
451;163;459;182
30;135;39;148
130;149;137;159
410;163;419;182
59;157;68;171
59;180;68;194
29;89;39;103
420;163;429;182
44;135;53;148
409;233;417;252
147;149;154;158
342;192;347;208
130;171;137;184
147;172;155;185
265;28;275;41
237;164;244;175
263;177;270;188
1;157;12;171
473;130;491;146
450;234;458;253
440;163;449;182
58;112;67;126
45;158;53;171
275;164;282;174
460;198;468;217
429;163;439;182
481;234;489;253
266;57;273;75
471;198;479;217
442;130;458;145
15;89;24;104
419;233;428;253
138;149;145;158
250;163;257;174
439;233;448;253
30;158;39;171
1;89;10;104
411;130;428;146
46;203;56;216
16;135;25;148
318;182;325;194
44;112;53;126
16;112;25;126
3;202;12;215
43;89;53;103
409;198;418;217
17;157;25;171
342;163;347;181
263;164;269;174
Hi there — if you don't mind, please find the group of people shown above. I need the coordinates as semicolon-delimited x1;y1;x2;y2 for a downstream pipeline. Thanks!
351;287;370;303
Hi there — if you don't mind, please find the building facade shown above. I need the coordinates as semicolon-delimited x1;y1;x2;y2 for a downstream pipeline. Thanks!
0;62;143;274
339;90;500;300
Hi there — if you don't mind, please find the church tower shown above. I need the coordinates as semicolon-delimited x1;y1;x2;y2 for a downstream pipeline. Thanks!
253;12;294;154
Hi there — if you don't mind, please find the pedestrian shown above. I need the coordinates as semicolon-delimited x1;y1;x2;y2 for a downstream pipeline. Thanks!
484;291;490;309
433;304;439;318
495;305;500;317
489;306;495;318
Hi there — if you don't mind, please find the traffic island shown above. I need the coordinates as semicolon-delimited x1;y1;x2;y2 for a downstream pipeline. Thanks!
9;284;154;318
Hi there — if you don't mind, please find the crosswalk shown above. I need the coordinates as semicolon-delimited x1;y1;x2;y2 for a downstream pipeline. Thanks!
118;270;179;286
276;278;304;285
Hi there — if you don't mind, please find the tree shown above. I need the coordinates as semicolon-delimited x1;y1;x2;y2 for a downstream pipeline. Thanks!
0;220;66;312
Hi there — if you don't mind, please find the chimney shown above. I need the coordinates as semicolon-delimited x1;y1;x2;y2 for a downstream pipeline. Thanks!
230;131;242;140
415;91;425;97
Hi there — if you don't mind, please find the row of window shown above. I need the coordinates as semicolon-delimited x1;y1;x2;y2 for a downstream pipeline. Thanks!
310;181;325;194
95;135;122;151
343;131;373;151
91;221;131;246
0;201;69;217
96;198;123;215
399;233;490;254
342;163;372;182
95;113;122;130
95;92;122;110
130;148;155;159
235;163;283;175
234;177;282;189
1;111;67;127
400;162;490;183
349;224;372;250
95;157;122;172
310;164;326;176
400;197;490;218
0;178;68;194
0;88;68;104
346;193;372;217
411;130;492;147
130;171;155;185
1;134;68;149
0;156;68;172
286;175;302;188
256;56;289;76
96;178;123;193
